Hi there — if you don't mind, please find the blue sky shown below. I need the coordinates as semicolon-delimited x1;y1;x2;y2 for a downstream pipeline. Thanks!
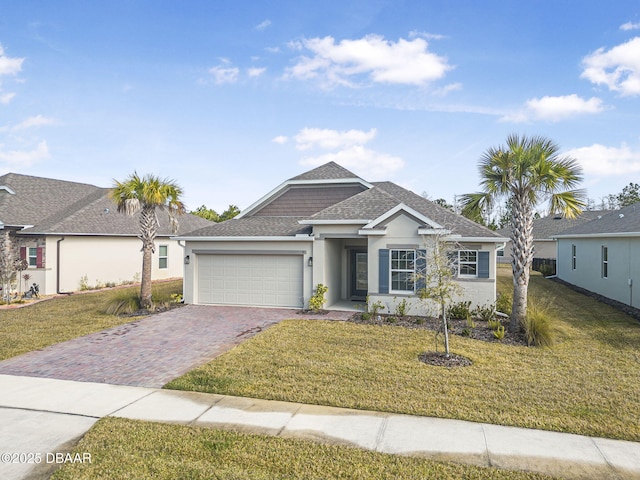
1;1;639;213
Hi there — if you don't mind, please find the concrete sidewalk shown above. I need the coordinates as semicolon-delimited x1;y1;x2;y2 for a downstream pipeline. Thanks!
1;374;639;480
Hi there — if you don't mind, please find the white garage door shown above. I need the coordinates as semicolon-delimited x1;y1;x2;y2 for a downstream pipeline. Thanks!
197;254;303;307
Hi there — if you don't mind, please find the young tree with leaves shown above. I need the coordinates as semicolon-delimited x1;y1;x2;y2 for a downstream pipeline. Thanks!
110;173;185;310
460;134;585;332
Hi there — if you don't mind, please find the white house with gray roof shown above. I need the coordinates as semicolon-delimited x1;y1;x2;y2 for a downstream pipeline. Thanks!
178;162;508;313
555;203;640;309
0;173;213;295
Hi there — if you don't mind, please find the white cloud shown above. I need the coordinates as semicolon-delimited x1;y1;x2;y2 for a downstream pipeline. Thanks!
12;115;57;130
0;141;50;166
248;67;266;78
0;92;16;104
432;82;462;96
620;22;640;31
501;94;604;122
408;30;446;41
272;135;288;144
581;37;640;96
293;127;377;150
255;19;272;31
0;44;24;76
208;64;239;84
565;143;640;176
285;34;452;87
299;145;404;179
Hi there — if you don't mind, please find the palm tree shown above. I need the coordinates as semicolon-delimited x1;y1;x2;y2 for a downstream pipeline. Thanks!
460;134;585;332
110;173;185;309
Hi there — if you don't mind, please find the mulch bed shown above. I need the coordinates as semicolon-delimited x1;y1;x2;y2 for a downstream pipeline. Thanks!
347;312;528;367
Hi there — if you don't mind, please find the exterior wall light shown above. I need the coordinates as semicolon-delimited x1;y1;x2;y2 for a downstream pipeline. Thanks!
184;255;190;265
307;257;313;267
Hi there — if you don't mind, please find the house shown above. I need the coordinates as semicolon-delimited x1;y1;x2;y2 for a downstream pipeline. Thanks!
555;202;640;309
0;173;214;295
178;162;507;314
497;210;607;272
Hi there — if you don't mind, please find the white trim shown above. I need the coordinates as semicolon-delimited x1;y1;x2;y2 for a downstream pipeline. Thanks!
299;219;370;225
451;236;509;243
0;186;15;195
554;232;640;239
175;235;313;242
418;228;452;235
238;177;372;219
363;203;444;230
358;228;387;236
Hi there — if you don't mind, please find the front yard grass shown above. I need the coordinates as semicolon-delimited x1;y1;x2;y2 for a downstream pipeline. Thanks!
166;271;640;442
52;417;552;480
0;280;182;360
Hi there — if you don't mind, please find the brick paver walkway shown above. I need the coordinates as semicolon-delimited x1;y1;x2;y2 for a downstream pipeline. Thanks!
0;306;353;388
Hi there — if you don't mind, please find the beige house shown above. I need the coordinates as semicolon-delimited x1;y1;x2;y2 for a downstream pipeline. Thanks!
0;173;213;295
178;162;507;314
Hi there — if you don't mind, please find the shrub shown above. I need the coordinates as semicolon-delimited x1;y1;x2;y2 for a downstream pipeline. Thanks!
447;301;471;319
394;298;409;318
414;317;425;325
309;284;328;313
365;296;385;317
539;263;555;277
386;316;397;324
487;319;502;330
522;298;554;347
105;290;141;315
465;313;476;329
79;275;90;291
474;304;496;322
495;292;512;315
493;325;506;340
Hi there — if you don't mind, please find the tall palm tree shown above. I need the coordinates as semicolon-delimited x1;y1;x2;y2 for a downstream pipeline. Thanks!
110;173;185;309
460;134;585;332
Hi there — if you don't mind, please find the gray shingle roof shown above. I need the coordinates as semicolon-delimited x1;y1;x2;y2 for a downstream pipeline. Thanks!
289;161;361;181
498;210;609;240
0;173;214;236
183;216;311;237
554;203;640;236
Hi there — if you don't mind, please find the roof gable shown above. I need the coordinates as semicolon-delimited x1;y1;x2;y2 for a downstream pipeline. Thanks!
289;161;361;181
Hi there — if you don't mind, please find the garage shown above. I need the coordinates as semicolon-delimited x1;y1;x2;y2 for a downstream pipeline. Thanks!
196;253;304;308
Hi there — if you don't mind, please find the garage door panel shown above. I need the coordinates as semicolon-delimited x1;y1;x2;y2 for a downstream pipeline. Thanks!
197;254;303;308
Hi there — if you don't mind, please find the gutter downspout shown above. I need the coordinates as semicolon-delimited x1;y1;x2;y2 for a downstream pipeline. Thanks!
56;236;71;294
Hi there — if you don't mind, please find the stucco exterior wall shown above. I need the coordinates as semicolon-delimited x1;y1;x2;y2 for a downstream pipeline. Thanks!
557;236;640;308
366;214;498;316
45;235;184;295
182;239;313;305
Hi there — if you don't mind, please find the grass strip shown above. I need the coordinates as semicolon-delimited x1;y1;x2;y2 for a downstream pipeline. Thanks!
52;417;553;480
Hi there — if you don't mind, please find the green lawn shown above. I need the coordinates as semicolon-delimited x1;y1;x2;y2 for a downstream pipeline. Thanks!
0;280;182;360
52;417;553;480
166;270;640;442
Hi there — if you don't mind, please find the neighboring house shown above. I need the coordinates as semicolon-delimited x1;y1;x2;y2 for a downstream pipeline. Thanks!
0;173;213;295
178;162;507;313
497;210;607;271
555;202;640;309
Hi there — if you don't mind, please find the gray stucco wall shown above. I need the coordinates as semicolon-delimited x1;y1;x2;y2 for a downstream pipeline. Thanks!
557;236;640;308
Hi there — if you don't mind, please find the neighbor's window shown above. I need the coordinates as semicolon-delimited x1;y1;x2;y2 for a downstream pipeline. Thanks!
159;245;168;269
571;244;577;270
390;249;415;293
458;250;478;277
601;246;608;278
28;247;38;267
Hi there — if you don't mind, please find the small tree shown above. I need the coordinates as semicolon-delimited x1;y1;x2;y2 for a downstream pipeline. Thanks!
417;234;461;357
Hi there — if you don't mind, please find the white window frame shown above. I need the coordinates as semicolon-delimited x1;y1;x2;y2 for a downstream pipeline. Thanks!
159;245;168;269
28;247;38;268
601;245;608;279
390;249;415;293
457;250;478;278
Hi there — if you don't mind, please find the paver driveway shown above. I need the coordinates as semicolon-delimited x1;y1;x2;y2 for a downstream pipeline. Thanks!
0;305;353;388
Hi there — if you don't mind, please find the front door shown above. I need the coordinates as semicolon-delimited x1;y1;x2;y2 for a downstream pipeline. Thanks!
350;249;368;300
